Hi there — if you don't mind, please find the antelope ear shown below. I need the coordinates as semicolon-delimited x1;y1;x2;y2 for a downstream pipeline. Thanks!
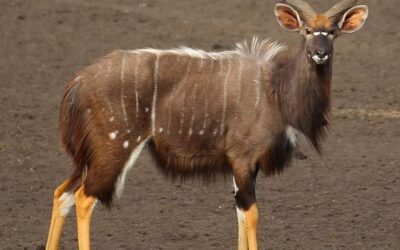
274;3;303;32
338;5;368;33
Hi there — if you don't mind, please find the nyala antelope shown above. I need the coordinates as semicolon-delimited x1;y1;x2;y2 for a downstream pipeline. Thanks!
46;0;368;249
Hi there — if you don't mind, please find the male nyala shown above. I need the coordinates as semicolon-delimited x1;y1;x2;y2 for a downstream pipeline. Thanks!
46;0;368;249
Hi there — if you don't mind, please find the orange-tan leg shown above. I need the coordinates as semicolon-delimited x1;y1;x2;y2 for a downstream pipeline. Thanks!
75;185;96;250
46;179;72;250
243;204;259;250
236;207;248;250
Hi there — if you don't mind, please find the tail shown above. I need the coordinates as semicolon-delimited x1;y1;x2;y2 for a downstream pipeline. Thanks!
59;76;93;194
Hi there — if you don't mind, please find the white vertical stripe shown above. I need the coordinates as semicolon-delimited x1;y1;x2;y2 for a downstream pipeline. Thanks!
200;95;208;135
107;61;112;78
179;59;192;135
220;59;232;135
151;54;160;135
199;58;204;71
219;59;224;75
254;63;261;108
115;138;149;198
120;55;128;126
188;85;197;138
134;54;140;119
93;63;103;79
237;58;244;104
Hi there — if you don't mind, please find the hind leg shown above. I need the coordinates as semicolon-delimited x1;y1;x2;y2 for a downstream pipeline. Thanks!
46;178;75;250
75;185;97;250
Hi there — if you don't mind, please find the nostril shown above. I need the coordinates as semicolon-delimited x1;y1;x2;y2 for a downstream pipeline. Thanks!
316;50;327;58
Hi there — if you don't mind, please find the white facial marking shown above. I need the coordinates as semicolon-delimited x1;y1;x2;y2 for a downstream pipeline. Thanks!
123;140;129;149
151;54;160;135
137;136;141;142
321;32;328;36
109;130;118;140
59;192;75;217
115;138;149;197
286;126;298;147
312;54;329;65
313;32;321;36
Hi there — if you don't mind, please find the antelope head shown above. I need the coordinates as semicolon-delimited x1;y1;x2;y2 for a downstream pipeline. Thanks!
274;0;368;65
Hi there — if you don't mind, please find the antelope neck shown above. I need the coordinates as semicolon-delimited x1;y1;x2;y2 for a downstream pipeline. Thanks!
273;39;332;150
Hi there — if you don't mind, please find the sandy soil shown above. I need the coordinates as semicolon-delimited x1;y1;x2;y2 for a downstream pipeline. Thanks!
0;0;399;249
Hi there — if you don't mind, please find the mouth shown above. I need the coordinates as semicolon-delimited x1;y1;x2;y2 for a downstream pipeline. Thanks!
311;54;329;65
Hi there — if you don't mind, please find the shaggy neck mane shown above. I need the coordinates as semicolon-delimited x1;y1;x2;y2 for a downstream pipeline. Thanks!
274;39;332;152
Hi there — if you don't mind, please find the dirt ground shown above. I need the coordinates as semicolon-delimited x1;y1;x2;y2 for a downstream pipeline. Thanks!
1;0;399;249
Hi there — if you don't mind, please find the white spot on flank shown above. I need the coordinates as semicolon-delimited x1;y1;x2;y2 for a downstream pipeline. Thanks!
59;192;75;217
115;138;149;198
213;128;218;136
220;59;232;135
109;130;118;140
159;127;163;133
199;130;204;135
145;107;149;112
109;116;114;122
123;140;129;149
127;129;131;134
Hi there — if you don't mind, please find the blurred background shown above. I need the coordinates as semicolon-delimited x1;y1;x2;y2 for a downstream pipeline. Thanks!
0;0;399;249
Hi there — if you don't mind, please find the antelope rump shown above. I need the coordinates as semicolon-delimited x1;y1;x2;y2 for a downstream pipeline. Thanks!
46;0;368;249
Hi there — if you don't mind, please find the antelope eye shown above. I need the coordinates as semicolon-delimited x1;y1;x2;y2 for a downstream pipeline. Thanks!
328;29;335;35
305;28;312;35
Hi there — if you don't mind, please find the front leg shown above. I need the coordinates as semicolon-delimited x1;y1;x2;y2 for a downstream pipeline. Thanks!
233;168;259;250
